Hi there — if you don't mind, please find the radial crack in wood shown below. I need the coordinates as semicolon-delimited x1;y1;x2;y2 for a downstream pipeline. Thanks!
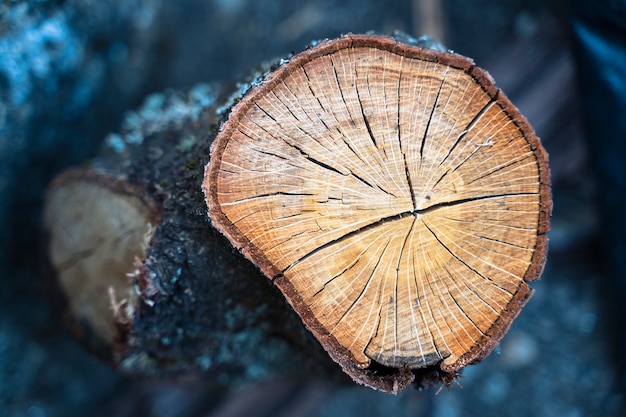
203;34;551;392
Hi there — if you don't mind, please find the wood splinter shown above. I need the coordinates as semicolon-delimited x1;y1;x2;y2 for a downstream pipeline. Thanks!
204;34;552;392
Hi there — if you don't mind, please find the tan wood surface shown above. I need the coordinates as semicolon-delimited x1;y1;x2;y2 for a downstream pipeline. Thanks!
205;34;550;388
44;171;159;346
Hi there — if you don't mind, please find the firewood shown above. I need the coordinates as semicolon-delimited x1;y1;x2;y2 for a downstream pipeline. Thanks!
44;34;551;393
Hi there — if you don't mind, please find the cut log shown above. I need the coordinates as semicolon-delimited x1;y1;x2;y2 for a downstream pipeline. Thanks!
44;170;160;354
43;34;551;394
204;34;551;391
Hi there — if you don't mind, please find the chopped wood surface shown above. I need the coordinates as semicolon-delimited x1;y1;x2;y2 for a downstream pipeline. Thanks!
205;34;551;391
44;171;160;347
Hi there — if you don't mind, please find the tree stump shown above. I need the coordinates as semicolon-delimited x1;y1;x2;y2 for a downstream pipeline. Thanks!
44;34;551;393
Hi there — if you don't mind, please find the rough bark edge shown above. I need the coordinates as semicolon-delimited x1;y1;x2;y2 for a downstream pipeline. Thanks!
44;167;163;359
203;33;552;393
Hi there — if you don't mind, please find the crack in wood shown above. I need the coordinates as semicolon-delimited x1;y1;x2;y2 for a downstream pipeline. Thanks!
421;219;514;296
280;191;537;274
419;66;449;165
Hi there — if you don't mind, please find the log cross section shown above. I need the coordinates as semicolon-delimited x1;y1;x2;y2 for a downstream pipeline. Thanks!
204;34;551;390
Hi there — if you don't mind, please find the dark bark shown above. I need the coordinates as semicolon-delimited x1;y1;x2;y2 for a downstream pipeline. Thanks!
44;81;344;388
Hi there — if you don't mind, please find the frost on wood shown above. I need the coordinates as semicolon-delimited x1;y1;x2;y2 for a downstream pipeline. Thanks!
204;34;551;392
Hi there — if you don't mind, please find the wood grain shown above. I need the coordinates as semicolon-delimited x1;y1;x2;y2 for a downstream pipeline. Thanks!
204;34;551;391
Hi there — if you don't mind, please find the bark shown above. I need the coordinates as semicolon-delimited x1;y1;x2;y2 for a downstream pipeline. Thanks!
43;81;344;388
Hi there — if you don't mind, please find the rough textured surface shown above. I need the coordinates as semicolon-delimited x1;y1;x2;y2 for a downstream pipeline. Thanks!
205;34;550;391
2;0;625;416
43;82;344;387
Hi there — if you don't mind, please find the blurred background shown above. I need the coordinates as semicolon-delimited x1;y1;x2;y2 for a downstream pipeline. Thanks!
1;0;625;416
